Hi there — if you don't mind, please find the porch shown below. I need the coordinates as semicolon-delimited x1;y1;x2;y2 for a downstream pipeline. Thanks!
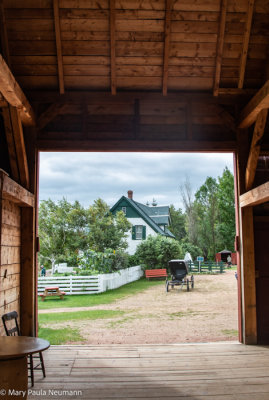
29;342;269;399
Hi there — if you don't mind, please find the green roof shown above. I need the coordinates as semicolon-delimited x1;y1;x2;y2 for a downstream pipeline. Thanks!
110;196;175;238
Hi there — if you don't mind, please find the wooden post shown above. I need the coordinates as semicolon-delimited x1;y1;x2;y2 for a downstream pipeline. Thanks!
20;207;35;336
240;206;257;344
236;130;257;344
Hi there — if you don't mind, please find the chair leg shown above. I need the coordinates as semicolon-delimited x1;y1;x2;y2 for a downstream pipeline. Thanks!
29;354;34;387
39;351;46;378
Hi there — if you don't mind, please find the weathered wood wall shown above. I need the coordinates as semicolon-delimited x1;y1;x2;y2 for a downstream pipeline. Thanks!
0;198;21;335
0;172;35;336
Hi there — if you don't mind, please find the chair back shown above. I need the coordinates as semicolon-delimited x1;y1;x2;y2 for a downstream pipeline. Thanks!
1;311;21;336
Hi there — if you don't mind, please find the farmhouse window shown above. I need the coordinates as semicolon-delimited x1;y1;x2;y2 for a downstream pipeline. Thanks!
122;207;126;214
132;225;146;240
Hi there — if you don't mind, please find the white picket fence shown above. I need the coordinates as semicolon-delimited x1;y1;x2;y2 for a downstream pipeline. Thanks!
38;265;143;295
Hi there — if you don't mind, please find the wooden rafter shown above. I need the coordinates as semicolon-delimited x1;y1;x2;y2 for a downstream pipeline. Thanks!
0;0;10;66
245;109;268;191
110;0;116;95
9;106;30;189
162;0;173;96
213;0;227;97
0;55;35;126
238;80;269;129
240;181;269;207
238;0;255;89
53;0;65;94
2;107;20;182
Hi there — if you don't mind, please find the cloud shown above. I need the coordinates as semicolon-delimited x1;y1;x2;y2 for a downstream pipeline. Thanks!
39;152;234;209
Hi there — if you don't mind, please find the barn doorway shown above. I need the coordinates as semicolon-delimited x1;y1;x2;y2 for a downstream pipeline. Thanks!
37;151;239;345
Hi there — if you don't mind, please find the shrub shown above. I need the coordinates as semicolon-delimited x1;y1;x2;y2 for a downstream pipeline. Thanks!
78;248;129;274
135;235;182;269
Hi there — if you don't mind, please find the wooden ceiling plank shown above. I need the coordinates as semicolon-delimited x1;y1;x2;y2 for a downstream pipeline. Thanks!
245;108;268;191
162;0;173;96
0;55;35;126
37;102;68;130
240;181;269;208
238;0;255;89
2;107;20;182
0;0;10;66
53;0;65;94
238;80;269;129
213;0;227;97
9;106;30;190
110;0;116;95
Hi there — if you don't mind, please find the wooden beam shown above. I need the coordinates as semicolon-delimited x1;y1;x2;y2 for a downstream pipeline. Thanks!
238;80;269;129
9;106;30;189
213;0;227;96
110;0;116;95
240;181;269;208
36;138;236;152
162;0;173;96
0;171;34;207
2;107;20;182
0;55;35;126
240;206;257;344
238;0;255;89
53;0;64;94
245;109;268;191
37;102;68;130
0;0;10;66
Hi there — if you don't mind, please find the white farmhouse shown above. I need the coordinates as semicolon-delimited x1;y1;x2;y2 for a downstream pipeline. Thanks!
110;190;175;255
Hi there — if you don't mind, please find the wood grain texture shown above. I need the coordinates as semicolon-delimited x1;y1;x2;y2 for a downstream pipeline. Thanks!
110;0;116;94
238;80;269;128
53;0;65;93
213;0;227;96
238;0;255;89
0;55;35;125
23;343;269;399
245;108;268;191
240;181;269;208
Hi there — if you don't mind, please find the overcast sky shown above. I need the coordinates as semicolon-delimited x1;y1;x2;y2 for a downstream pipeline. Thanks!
39;152;234;210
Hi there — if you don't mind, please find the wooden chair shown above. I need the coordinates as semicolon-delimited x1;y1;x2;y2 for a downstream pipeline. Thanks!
1;311;46;387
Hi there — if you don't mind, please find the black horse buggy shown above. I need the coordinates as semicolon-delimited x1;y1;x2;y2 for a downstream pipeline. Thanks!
166;259;194;292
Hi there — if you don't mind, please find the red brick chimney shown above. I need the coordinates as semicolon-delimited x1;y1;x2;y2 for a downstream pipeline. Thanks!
127;190;133;199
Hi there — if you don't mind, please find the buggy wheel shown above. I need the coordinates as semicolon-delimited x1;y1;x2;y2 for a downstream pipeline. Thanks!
191;275;194;289
187;278;190;292
166;281;170;292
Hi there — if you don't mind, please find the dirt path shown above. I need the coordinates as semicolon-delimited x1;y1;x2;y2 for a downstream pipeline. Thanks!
40;270;238;344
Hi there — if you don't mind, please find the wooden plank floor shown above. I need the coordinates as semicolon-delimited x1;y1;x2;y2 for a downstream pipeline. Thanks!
28;342;269;399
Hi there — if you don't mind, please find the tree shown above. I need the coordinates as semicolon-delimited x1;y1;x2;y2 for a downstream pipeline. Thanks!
168;205;186;241
88;198;131;252
135;235;182;269
180;177;199;246
195;177;218;259
38;198;89;271
216;167;235;251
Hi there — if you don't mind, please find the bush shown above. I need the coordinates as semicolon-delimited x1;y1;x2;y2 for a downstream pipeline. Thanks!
127;254;140;267
78;248;129;274
135;235;182;269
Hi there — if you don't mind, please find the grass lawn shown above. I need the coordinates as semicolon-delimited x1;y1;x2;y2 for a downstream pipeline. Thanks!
39;309;124;324
38;327;85;345
38;278;164;310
